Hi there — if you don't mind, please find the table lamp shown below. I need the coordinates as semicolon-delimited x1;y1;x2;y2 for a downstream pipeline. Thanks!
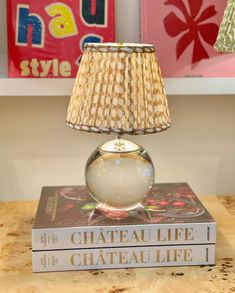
214;0;235;52
66;43;171;211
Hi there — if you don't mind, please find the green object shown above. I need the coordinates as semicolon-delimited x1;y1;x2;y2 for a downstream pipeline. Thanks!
82;203;97;211
214;0;235;52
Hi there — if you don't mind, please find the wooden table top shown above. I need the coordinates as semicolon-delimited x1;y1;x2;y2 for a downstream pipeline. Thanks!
0;195;234;293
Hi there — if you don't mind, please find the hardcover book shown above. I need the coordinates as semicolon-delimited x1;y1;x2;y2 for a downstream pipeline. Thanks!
32;183;216;250
32;244;215;272
7;0;115;78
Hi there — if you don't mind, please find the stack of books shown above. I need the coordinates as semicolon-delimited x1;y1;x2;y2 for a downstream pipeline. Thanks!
32;183;216;272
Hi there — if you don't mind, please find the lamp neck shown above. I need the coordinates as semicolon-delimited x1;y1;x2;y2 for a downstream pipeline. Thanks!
116;134;122;140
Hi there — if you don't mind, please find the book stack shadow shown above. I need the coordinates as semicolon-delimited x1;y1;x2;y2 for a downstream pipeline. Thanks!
32;183;216;272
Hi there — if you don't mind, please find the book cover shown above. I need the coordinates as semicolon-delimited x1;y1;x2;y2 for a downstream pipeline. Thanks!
32;244;216;272
32;183;216;250
7;0;115;77
141;0;235;77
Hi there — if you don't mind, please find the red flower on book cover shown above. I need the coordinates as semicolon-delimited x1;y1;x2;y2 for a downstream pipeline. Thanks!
164;0;219;64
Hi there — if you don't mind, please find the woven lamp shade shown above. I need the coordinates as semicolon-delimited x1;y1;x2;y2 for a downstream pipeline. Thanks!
214;0;235;52
66;43;171;135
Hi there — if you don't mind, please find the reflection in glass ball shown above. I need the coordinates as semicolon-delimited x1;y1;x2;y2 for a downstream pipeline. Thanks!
85;139;155;211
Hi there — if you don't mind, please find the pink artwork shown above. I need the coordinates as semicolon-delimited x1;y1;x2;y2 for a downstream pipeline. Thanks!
8;0;115;78
141;0;235;77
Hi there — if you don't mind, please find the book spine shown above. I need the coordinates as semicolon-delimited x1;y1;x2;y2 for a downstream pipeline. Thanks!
32;244;215;272
32;222;216;250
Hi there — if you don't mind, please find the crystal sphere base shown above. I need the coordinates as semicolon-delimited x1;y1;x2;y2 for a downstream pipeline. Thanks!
85;138;155;211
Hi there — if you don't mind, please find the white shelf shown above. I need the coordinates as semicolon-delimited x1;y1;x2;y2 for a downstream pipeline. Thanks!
164;78;235;95
1;54;235;96
1;77;235;96
0;78;74;96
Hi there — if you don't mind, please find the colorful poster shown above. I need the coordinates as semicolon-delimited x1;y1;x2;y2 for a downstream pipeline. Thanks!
141;0;235;77
7;0;115;78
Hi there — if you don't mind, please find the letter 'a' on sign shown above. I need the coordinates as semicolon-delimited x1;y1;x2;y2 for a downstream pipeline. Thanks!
45;3;78;38
7;0;115;78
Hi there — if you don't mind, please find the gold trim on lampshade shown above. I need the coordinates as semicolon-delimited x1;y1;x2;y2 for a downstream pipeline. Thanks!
214;0;235;52
66;43;171;135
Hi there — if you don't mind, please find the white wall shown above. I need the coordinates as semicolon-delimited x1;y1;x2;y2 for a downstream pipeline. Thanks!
0;0;235;201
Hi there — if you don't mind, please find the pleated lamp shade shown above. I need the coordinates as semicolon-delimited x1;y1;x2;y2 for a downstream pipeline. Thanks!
66;43;171;135
214;0;235;52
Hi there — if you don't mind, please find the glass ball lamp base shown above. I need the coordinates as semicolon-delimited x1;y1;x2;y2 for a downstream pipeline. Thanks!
85;138;155;211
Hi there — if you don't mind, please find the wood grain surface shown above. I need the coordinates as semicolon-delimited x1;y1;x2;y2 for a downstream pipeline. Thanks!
0;196;234;293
